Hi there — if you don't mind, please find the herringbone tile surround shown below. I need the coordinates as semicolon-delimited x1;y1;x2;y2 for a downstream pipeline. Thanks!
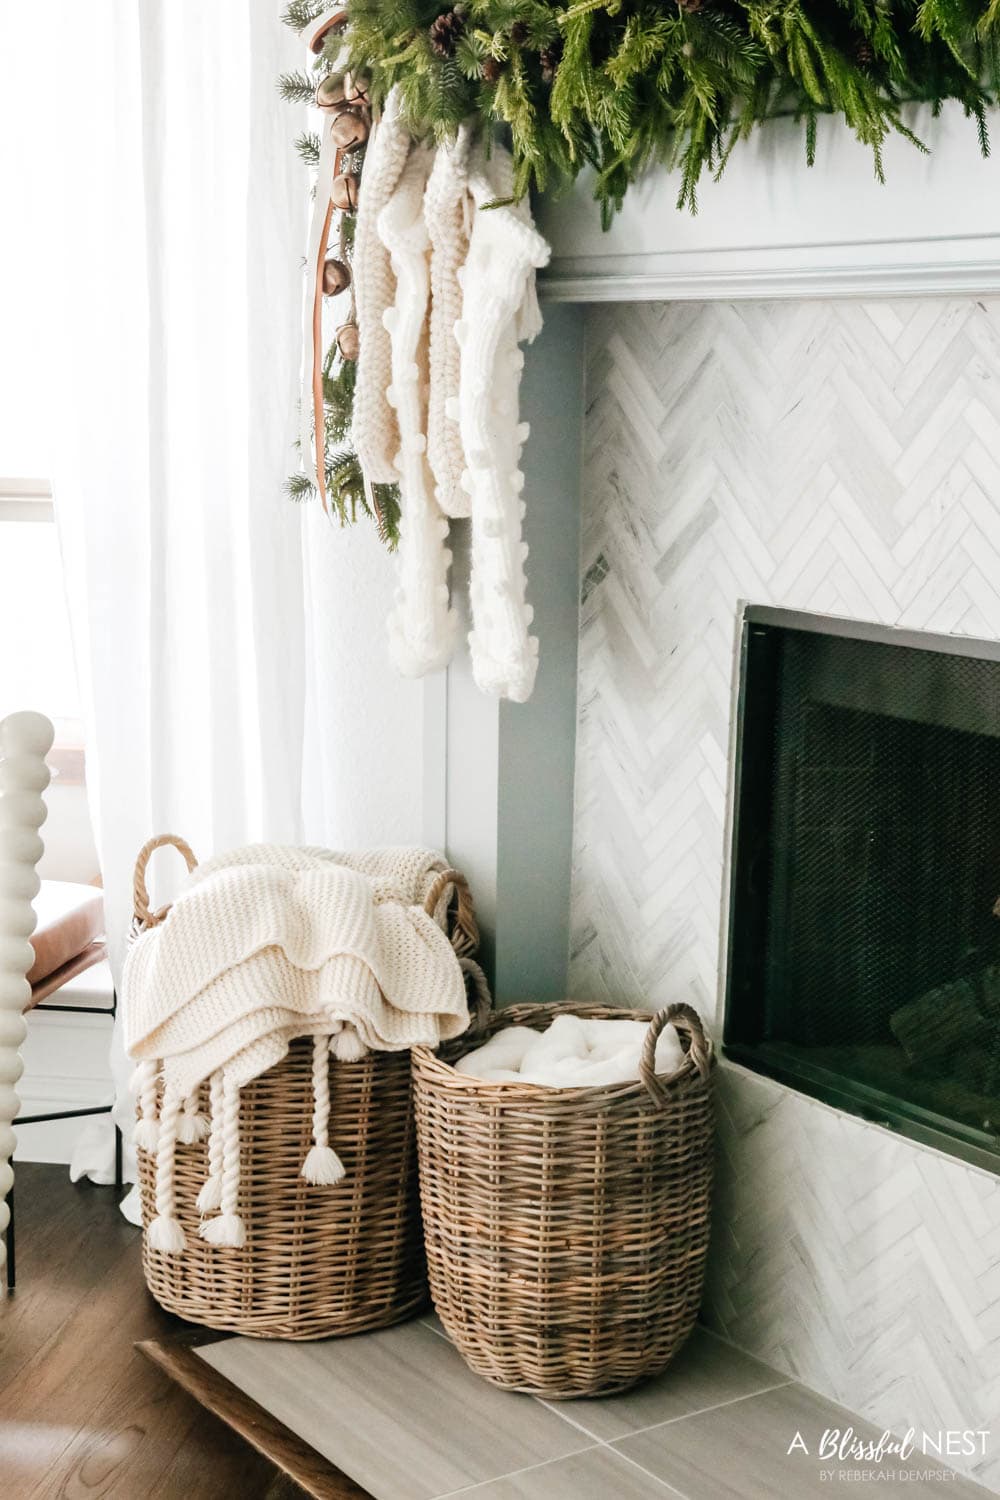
572;298;1000;1490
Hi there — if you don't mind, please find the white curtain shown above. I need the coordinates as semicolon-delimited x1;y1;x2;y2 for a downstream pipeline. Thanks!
2;3;429;1203
19;3;306;1196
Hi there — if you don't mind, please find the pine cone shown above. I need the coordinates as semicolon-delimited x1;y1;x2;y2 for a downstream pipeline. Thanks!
539;43;561;83
677;0;705;10
510;21;528;47
856;39;874;68
481;55;504;84
429;8;465;58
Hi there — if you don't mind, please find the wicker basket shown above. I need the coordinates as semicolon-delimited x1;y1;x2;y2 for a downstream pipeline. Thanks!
413;1001;714;1398
133;834;483;1340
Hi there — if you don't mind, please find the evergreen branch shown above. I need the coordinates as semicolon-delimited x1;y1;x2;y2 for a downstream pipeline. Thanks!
294;130;322;168
281;0;326;34
278;70;320;105
342;0;1000;229
284;471;317;502
281;0;1000;545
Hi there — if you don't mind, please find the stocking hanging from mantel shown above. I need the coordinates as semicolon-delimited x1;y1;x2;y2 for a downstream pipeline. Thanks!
295;6;550;705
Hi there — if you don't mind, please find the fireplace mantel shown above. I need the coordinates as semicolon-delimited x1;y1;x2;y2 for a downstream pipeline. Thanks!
436;103;1000;1008
429;126;1000;1485
538;103;1000;303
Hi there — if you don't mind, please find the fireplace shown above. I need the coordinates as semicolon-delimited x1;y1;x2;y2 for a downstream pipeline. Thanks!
725;605;1000;1172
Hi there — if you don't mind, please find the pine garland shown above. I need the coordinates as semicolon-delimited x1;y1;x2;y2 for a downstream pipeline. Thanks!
282;1;1000;539
338;1;1000;221
281;2;401;544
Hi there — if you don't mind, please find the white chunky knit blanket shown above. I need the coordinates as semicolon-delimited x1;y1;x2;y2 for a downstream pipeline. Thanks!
125;845;469;1255
457;1014;684;1087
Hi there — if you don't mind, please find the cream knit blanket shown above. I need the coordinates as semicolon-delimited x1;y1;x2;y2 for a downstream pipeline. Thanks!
125;844;469;1254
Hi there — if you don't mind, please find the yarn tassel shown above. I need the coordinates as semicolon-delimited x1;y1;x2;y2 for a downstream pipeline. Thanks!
146;1086;186;1254
131;1059;160;1155
302;1035;346;1186
331;1024;367;1063
196;1070;224;1216
199;1074;246;1248
177;1089;208;1145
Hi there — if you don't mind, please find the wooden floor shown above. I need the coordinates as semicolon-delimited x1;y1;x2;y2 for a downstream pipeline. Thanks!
0;1162;303;1499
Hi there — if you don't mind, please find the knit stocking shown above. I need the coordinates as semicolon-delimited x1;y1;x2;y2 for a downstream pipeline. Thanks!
424;126;472;520
196;1069;224;1215
353;88;411;486
146;1085;186;1253
199;1074;246;1248
458;144;550;703
301;1034;346;1185
380;145;458;678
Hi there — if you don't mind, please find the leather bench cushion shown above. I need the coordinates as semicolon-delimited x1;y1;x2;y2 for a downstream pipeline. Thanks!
27;880;105;987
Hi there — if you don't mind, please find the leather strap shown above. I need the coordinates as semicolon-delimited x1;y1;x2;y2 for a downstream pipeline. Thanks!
311;150;342;513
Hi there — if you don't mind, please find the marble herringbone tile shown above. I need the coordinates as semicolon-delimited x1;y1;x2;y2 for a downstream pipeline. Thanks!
572;298;1000;1492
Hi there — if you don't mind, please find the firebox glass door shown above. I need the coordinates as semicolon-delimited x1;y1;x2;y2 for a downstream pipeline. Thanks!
725;606;1000;1170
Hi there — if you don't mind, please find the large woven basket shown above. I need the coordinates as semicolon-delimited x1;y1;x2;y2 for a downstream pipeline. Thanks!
413;1000;714;1398
133;834;483;1340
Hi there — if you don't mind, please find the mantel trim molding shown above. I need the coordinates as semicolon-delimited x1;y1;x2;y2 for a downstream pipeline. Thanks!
541;233;1000;304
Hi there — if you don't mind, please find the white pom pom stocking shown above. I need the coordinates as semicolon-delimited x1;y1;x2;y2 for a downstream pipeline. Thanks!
380;145;458;678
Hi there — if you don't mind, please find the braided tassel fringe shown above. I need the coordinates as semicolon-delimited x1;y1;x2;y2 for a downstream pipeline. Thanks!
146;1086;186;1253
199;1074;246;1248
131;1059;160;1154
302;1034;346;1186
331;1023;367;1062
196;1070;225;1216
178;1089;208;1145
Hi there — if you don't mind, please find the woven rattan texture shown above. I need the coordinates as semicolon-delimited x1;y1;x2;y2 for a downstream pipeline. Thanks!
138;1038;426;1339
412;1001;715;1399
133;838;481;1341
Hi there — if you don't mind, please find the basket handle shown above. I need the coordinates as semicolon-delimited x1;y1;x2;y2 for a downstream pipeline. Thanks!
423;869;492;1030
423;868;479;960
639;1002;711;1108
459;955;493;1032
133;833;199;928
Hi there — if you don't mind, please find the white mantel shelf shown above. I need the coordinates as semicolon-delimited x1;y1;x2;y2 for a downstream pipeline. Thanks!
537;103;1000;303
541;234;1000;303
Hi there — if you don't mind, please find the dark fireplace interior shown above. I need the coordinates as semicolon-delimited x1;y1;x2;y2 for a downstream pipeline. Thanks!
725;606;1000;1170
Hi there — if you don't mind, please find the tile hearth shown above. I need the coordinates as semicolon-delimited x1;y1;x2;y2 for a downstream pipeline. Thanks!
194;1317;993;1498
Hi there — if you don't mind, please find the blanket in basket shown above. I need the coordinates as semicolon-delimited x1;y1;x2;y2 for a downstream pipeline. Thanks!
124;845;469;1254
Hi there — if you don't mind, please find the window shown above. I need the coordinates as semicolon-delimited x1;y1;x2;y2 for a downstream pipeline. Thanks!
0;478;85;784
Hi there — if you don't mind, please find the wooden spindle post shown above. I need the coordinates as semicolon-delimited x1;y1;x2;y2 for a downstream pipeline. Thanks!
0;710;53;1288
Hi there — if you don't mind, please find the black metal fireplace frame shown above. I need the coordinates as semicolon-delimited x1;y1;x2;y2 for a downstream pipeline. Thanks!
723;603;1000;1175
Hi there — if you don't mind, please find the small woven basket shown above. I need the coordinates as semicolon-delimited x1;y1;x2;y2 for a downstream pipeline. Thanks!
133;834;483;1340
412;1000;714;1398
